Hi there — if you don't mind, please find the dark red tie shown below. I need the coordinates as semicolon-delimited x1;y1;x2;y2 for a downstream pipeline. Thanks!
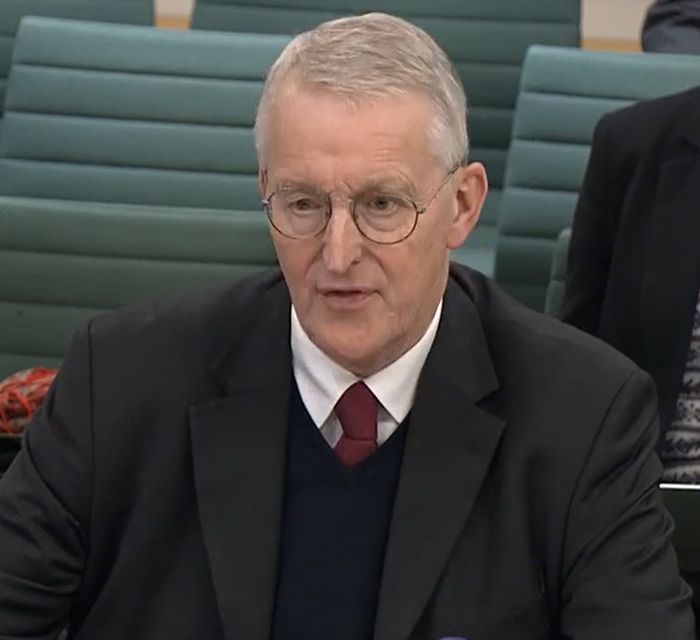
334;382;378;466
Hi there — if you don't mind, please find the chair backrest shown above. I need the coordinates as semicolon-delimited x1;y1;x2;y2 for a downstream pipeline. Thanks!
494;45;700;311
0;0;152;112
0;197;277;378
0;17;289;209
191;0;581;273
544;227;570;317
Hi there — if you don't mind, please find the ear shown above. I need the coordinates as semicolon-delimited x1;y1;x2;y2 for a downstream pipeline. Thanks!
446;162;488;250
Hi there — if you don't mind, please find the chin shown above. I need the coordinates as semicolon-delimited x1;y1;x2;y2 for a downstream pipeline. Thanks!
313;327;385;375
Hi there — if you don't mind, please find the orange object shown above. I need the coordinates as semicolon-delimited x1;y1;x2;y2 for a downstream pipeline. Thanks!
0;367;57;435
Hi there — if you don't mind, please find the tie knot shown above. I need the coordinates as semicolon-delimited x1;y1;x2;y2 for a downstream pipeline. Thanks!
334;381;378;442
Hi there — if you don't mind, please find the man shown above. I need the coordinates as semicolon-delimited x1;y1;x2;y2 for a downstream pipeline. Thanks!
0;13;694;640
643;0;700;53
560;86;700;483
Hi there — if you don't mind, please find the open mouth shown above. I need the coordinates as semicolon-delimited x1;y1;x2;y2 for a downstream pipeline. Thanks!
320;289;374;307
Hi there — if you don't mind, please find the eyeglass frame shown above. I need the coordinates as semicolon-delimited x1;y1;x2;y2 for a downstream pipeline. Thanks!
260;163;462;245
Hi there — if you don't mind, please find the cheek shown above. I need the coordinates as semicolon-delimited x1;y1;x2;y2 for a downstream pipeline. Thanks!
376;250;426;312
380;234;447;316
274;239;317;298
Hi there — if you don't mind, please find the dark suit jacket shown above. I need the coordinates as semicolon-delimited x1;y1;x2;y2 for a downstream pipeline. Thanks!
643;0;700;53
560;86;700;444
0;265;693;640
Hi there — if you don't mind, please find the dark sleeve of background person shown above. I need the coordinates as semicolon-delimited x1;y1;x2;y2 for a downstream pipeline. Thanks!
643;0;700;54
559;113;625;334
0;328;91;638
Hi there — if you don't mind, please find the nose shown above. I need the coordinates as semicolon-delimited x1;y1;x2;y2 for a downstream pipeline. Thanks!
321;203;364;274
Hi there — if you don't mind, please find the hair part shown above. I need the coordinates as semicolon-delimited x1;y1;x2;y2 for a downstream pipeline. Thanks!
254;12;469;170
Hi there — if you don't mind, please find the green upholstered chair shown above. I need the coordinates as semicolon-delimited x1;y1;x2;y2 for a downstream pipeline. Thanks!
0;19;286;376
0;197;277;378
0;0;152;113
190;0;581;274
544;227;570;317
0;16;289;210
494;45;700;311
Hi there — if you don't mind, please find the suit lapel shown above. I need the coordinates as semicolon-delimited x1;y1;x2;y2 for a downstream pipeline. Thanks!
640;108;700;434
189;278;292;640
374;278;505;640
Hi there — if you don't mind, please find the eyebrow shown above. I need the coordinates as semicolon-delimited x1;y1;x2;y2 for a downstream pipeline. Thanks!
275;180;323;193
274;174;417;195
356;175;416;194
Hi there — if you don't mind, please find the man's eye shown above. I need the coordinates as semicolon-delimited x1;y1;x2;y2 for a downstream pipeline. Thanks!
286;197;324;213
293;198;315;210
361;194;405;215
371;197;393;210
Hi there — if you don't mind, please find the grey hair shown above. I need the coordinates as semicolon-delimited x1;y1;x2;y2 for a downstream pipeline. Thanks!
254;12;468;170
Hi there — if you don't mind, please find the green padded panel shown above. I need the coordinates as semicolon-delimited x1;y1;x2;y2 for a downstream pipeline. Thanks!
0;197;277;378
544;227;570;317
451;224;498;278
0;17;289;210
494;45;700;311
190;0;580;233
0;354;63;381
0;34;13;76
0;0;152;113
0;0;151;34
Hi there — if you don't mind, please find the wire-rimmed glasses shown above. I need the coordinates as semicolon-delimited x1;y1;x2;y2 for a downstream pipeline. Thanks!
261;165;460;245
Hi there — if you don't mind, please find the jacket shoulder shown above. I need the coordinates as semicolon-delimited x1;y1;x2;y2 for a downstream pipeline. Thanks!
82;268;286;377
90;268;284;333
449;265;641;383
598;85;700;151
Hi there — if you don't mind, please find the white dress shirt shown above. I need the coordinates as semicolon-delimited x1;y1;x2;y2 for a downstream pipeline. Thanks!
291;302;443;447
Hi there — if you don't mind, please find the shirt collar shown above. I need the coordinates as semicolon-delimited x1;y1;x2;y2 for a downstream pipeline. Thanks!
291;301;443;427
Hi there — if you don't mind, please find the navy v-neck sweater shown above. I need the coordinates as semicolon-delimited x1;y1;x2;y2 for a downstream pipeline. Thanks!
272;382;409;640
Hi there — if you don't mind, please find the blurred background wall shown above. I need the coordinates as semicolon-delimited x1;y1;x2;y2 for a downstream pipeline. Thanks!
155;0;656;51
583;0;655;50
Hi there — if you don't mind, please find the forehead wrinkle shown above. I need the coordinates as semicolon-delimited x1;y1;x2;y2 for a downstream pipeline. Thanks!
339;171;416;195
